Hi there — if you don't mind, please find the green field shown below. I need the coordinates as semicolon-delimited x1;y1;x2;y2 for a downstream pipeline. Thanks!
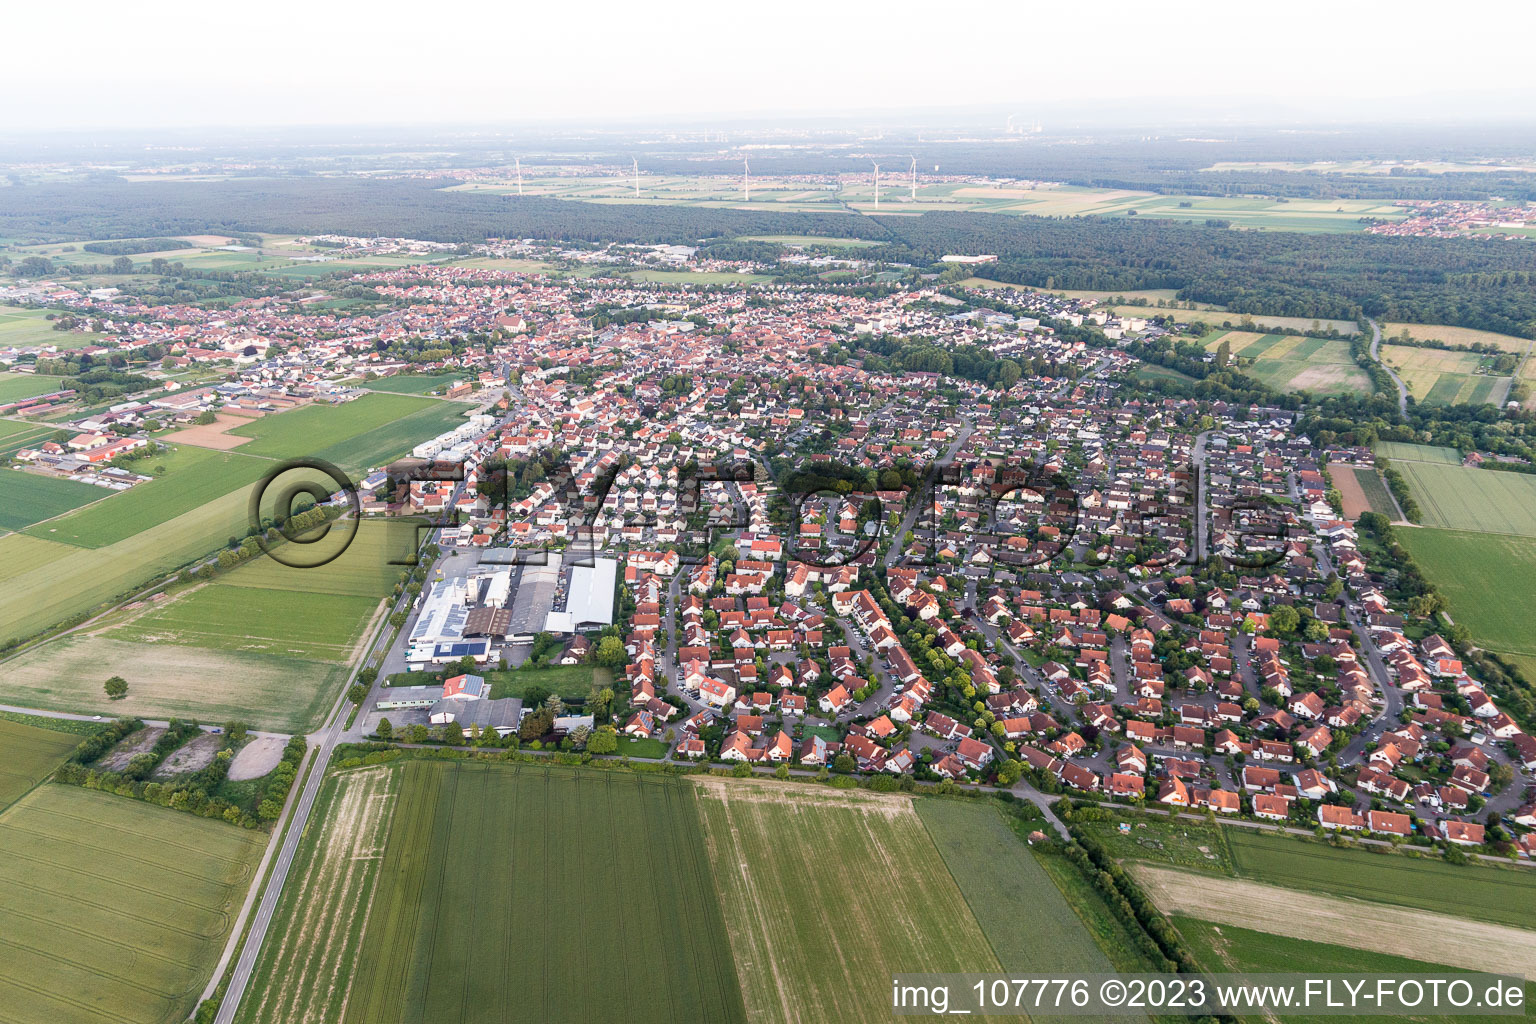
1381;343;1513;406
23;446;268;548
0;783;265;1024
485;663;611;699
0;307;104;348
107;583;381;660
243;760;747;1024
918;799;1141;981
1176;917;1534;1024
1398;528;1536;657
0;719;82;812
1087;816;1536;931
360;373;469;395
0;468;107;532
1376;441;1462;465
697;778;999;1023
0;371;67;403
1392;459;1536;537
229;393;470;472
1348;466;1396;517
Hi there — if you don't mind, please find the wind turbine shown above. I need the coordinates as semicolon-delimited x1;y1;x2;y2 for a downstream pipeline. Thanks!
743;157;751;202
633;157;641;199
515;157;523;195
909;156;917;200
872;162;880;210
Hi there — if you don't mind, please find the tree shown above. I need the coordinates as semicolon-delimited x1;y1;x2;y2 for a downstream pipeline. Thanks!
593;636;627;668
347;683;368;705
833;752;857;774
376;718;394;740
587;725;619;754
104;676;128;700
1268;605;1300;636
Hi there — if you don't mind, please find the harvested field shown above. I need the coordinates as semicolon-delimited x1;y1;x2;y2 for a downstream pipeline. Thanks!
696;777;996;1024
241;766;398;1024
228;736;288;781
98;725;166;771
160;412;262;450
1132;864;1536;977
152;731;224;777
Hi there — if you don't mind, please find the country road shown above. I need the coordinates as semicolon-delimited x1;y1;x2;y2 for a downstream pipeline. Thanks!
1369;318;1410;417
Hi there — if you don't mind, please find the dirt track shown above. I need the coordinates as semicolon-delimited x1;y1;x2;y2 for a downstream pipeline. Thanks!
1132;864;1536;977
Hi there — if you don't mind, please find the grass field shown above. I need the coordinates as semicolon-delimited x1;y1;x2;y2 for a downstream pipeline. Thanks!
1391;460;1536;537
0;468;108;532
1176;917;1534;1024
1381;343;1512;406
247;760;747;1024
0;418;64;458
359;373;469;395
485;663;610;699
697;777;997;1024
0;719;81;812
1203;332;1371;395
0;371;67;403
0;783;264;1024
1398;528;1536;657
0;307;104;348
23;446;268;548
1085;816;1536;930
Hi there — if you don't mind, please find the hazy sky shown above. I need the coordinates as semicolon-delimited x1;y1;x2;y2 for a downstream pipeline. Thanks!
5;0;1534;131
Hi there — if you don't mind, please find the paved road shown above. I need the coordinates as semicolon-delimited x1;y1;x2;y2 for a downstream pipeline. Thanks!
1192;429;1215;559
0;704;288;739
1368;318;1410;417
211;557;422;1024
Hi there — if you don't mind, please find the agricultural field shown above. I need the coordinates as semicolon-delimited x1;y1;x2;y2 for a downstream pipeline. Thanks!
1128;306;1361;335
1203;332;1371;395
1084;815;1536;930
447;175;1406;232
0;784;265;1024
0;522;403;729
1175;917;1535;1024
0;718;82;811
1380;343;1513;406
23;446;268;548
106;583;382;660
229;393;470;472
697;778;997;1024
245;760;747;1024
0;634;350;732
1390;459;1536;536
0;370;67;402
1382;322;1533;353
1376;440;1463;465
0;468;108;532
1328;464;1397;520
0;306;104;347
0;418;63;458
1135;865;1536;977
916;799;1137;981
1398;528;1536;657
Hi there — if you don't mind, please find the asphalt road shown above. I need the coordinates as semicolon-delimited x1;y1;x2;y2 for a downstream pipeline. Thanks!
1368;318;1410;417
